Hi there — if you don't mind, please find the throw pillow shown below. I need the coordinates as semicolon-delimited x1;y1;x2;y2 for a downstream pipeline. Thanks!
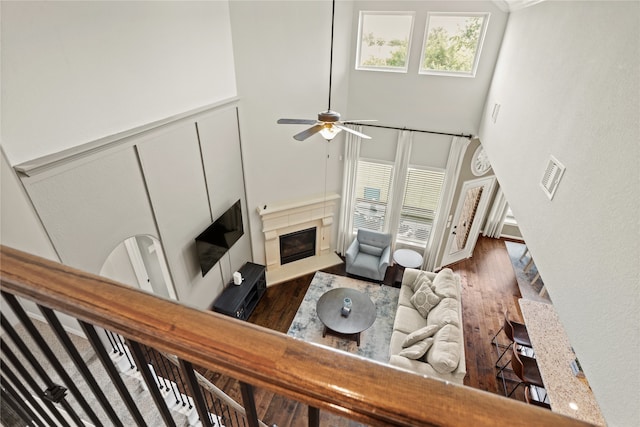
433;268;459;300
401;324;440;348
410;272;435;293
410;272;426;292
398;337;434;360
426;297;460;328
425;324;461;373
410;281;442;318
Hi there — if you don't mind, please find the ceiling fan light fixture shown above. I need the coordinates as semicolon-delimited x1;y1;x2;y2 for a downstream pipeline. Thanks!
319;124;341;141
276;0;375;141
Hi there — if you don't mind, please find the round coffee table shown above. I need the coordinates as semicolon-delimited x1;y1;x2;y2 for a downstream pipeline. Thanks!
316;288;376;346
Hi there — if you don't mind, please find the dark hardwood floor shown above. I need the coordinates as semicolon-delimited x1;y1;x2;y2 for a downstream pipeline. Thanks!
200;236;527;426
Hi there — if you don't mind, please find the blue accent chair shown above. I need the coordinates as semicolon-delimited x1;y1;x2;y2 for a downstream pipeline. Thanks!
345;229;392;282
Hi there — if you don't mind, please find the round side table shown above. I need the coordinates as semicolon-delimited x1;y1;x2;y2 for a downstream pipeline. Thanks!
393;249;424;286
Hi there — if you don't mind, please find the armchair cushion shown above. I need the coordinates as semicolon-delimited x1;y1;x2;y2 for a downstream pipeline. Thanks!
345;229;392;282
359;243;383;256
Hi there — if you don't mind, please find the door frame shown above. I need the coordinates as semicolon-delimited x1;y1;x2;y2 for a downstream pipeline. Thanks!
440;176;496;267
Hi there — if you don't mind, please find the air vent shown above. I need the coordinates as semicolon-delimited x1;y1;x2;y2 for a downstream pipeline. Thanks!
540;155;565;200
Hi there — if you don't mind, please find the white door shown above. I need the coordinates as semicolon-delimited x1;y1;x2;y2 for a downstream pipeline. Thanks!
441;177;496;267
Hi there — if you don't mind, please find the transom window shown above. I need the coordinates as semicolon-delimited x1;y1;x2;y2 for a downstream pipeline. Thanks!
356;11;415;73
420;12;489;77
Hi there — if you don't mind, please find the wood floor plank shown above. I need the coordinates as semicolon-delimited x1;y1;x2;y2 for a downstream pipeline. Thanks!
199;236;527;426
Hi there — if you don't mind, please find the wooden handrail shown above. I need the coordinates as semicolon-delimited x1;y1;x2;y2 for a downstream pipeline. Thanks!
0;245;596;426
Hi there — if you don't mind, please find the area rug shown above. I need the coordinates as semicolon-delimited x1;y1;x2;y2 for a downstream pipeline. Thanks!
504;241;552;304
287;272;400;363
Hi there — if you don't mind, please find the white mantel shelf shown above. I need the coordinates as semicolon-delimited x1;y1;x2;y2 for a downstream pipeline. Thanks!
256;193;340;219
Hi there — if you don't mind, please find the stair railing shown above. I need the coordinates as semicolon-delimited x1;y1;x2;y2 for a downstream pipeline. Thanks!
1;245;595;426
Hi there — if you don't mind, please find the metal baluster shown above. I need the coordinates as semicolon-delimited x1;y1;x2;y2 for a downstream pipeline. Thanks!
1;339;71;427
104;330;119;355
0;315;85;427
38;305;125;427
1;373;39;426
142;346;166;392
151;348;180;404
229;402;241;427
239;382;259;427
309;406;320;427
1;366;51;427
206;390;220;426
177;359;213;427
115;333;135;369
1;293;102;426
127;340;177;427
78;321;148;427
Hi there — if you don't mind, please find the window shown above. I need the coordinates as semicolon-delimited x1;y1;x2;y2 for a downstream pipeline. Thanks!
420;12;489;77
356;11;415;73
397;168;445;245
353;160;393;233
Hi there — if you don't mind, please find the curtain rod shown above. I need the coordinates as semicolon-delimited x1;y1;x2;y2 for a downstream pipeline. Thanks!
343;122;473;139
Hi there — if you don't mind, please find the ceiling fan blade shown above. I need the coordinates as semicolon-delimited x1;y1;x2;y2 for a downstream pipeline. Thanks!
294;124;325;141
340;119;378;123
335;124;372;139
277;118;318;125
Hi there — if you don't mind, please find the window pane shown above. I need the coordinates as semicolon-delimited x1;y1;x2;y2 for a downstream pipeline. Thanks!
356;12;414;72
353;161;393;233
420;13;489;76
398;168;445;246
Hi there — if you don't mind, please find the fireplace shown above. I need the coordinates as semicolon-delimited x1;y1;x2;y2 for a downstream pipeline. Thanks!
258;193;340;276
279;227;316;265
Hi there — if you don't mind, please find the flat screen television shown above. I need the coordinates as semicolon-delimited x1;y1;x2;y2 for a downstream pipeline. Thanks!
195;199;244;276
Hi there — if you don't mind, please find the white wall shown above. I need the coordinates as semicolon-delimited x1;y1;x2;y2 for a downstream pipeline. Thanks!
229;1;351;264
347;1;508;134
1;1;241;311
230;1;507;265
478;2;640;425
1;1;237;165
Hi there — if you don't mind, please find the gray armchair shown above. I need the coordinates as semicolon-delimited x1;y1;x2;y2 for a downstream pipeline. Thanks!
345;229;392;282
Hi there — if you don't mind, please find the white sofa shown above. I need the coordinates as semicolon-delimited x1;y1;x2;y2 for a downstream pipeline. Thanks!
389;267;466;384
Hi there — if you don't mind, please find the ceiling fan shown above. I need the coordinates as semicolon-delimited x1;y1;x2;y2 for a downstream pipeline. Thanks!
277;0;375;142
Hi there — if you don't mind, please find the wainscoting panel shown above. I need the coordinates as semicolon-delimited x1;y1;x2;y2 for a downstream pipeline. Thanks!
22;146;158;274
196;106;252;286
136;121;223;308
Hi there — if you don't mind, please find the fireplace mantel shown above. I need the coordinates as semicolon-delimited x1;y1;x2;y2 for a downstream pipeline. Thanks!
257;193;342;285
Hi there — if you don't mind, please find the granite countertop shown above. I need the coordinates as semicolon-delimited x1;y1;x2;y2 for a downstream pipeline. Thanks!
519;299;606;426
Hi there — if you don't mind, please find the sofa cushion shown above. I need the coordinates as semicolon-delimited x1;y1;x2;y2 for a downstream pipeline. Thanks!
359;243;383;256
426;297;459;328
398;284;415;308
410;282;442;318
410;272;436;292
399;337;434;360
393;305;428;335
402;324;440;348
433;268;459;300
426;324;461;374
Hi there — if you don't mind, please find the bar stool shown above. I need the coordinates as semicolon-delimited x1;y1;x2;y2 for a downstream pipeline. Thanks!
525;386;551;410
497;346;545;398
490;310;533;369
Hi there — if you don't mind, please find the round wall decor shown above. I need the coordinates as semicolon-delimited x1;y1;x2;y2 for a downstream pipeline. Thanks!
471;145;492;176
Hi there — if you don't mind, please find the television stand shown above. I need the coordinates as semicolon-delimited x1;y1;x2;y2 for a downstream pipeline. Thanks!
211;262;266;320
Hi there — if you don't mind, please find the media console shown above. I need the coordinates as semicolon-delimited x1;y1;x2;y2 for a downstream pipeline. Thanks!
212;262;266;320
